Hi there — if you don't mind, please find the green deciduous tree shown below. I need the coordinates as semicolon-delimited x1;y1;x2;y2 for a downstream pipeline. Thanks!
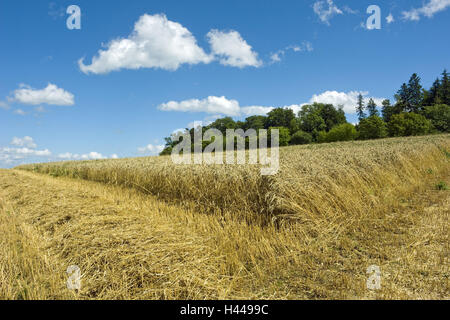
358;115;388;140
243;115;266;131
324;123;358;142
207;117;237;135
265;108;295;129
299;103;346;135
423;104;450;132
387;113;432;137
269;127;291;146
290;130;313;145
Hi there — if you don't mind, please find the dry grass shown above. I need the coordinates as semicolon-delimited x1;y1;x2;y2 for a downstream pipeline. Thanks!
1;134;449;299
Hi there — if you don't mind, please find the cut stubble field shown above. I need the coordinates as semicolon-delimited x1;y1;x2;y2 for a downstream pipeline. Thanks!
0;134;449;299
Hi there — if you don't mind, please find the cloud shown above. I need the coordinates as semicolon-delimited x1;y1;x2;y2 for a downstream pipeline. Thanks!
282;104;306;115
159;90;385;119
307;90;385;114
386;13;395;24
34;106;46;113
159;96;275;117
2;147;51;157
270;42;313;63
240;106;274;116
402;0;450;21
111;154;119;159
57;152;106;160
14;109;27;116
11;83;75;106
79;14;212;74
207;30;262;68
0;101;9;110
48;2;65;19
342;6;358;14
313;0;343;25
0;137;51;167
159;96;242;116
11;136;37;149
137;144;165;155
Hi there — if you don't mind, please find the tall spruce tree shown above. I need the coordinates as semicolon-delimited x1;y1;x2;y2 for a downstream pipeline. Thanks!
356;93;366;121
395;83;409;113
407;73;423;112
439;69;450;105
423;78;442;106
381;99;393;122
366;98;379;117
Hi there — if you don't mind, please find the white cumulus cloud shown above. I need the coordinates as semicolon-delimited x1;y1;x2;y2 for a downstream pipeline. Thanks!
14;109;27;116
57;152;105;160
0;101;9;110
11;136;37;149
207;30;262;68
159;96;242;116
79;14;212;74
240;106;274;116
308;90;385;114
159;96;274;117
137;144;165;155
11;83;74;106
0;137;51;167
402;0;450;21
158;90;385;120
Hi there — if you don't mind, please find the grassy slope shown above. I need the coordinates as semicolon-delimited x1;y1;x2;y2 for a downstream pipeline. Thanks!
1;135;449;299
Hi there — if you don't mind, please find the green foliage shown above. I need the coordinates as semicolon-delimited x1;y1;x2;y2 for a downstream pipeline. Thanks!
291;130;313;145
439;69;450;105
407;73;424;112
159;69;449;155
435;181;448;191
160;147;172;156
324;123;358;143
358;115;388;140
387;113;432;137
265;108;295;129
381;99;404;123
299;106;326;138
316;131;328;143
356;93;366;121
423;78;442;106
299;103;347;141
289;118;301;135
207;117;237;134
269;127;291;146
422;104;450;132
244;115;266;131
319;104;347;131
366;98;379;117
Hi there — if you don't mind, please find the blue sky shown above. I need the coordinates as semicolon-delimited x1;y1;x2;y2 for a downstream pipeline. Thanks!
1;0;449;167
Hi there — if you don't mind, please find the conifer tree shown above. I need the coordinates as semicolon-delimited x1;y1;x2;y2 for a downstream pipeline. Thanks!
356;93;366;121
407;73;423;112
366;98;379;117
423;78;442;106
439;69;450;105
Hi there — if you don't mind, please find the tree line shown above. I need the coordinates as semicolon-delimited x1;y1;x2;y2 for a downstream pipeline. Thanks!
161;69;450;155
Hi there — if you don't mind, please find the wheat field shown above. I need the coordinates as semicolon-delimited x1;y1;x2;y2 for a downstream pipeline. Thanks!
1;134;449;299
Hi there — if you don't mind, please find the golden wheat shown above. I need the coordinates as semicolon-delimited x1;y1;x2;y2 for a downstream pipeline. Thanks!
1;134;448;299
